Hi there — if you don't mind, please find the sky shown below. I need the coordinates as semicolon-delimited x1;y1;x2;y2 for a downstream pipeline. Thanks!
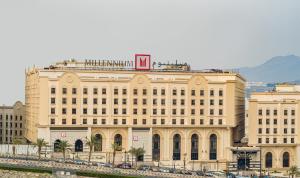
0;0;300;105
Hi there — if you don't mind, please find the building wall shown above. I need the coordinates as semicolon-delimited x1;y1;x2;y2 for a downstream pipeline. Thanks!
0;101;25;143
25;63;245;170
248;91;300;170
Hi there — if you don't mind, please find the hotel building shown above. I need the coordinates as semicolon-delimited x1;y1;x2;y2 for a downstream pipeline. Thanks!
0;101;25;144
248;84;300;170
25;58;245;170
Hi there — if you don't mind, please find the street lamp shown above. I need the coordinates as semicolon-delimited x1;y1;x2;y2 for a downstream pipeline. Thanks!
184;153;187;170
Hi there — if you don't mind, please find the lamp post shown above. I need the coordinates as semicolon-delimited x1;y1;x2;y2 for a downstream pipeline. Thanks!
184;153;187;171
259;146;262;178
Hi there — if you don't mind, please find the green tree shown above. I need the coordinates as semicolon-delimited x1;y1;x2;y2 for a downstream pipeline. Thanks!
289;166;298;178
111;143;121;168
86;135;96;164
128;147;145;170
57;140;71;162
12;138;23;157
34;138;48;160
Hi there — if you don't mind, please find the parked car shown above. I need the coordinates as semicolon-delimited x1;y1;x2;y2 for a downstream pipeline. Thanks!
138;165;151;171
96;162;107;167
159;167;170;173
74;159;84;165
181;170;193;175
116;163;132;169
150;166;160;172
196;171;205;176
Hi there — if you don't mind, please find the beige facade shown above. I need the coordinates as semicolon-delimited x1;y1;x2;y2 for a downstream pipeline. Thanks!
0;101;25;143
25;60;245;170
248;84;300;170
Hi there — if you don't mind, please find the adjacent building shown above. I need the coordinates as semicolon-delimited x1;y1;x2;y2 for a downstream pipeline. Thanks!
248;84;300;170
0;101;25;143
25;58;245;170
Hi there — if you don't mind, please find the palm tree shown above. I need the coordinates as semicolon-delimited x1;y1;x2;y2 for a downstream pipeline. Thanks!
57;140;71;162
34;138;48;160
86;135;96;164
129;147;145;170
289;166;298;178
12;138;22;157
111;143;121;168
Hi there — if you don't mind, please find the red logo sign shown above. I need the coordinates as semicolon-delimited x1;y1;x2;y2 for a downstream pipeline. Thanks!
135;54;151;70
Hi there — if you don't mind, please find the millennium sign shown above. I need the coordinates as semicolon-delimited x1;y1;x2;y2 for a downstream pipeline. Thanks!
85;60;134;68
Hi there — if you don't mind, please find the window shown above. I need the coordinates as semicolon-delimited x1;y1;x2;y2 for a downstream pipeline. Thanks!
219;100;223;106
114;88;118;95
191;134;199;160
200;119;204;125
161;119;165;125
83;108;87;115
122;89;127;95
102;98;106;104
291;128;295;134
172;99;177;105
102;108;106;115
209;134;217;160
51;108;55;114
101;119;106;125
180;109;185;115
161;89;165;96
161;109;165;115
181;90;185;96
143;108;147;115
122;119;126;125
284;119;288;125
191;119;195;125
122;108;126;115
266;138;269;143
210;119;214;125
93;119;97;124
143;119;146;125
258;128;262;134
72;98;76;105
200;100;204;106
153;89;157;95
258;138;262;143
219;90;223;96
172;119;176;125
180;119;184;125
62;108;67;114
51;118;55;125
83;88;88;94
218;119;222;125
200;90;204;96
283;152;290;167
210;90;214;96
133;119;137;125
122;99;127;105
273;138;277;144
210;99;214;105
191;100;195;106
200;109;204;115
180;99;185;105
291;138;295;143
173;134;181;160
265;152;272;168
114;108;118;115
172;89;177;96
266;109;270;116
153;109;157;115
266;128;270;134
153;99;157;105
283;138;287;143
114;134;122;148
258;109;262;116
161;99;165;105
210;109;214;115
62;98;67;104
102;88;106;95
273;119;277;125
133;99;138;105
291;110;295;116
94;134;102;152
83;98;87;105
172;109;176;115
143;99;147;105
266;119;270;125
62;119;66;125
284;128;287;134
93;88;98;95
93;108;98;115
219;109;223;115
133;108;137;115
72;88;77;94
62;88;67;95
72;119;76;124
284;110;288;116
72;108;76;115
114;98;118;105
191;90;195;96
191;109;195;115
133;89;138;95
51;98;55;104
274;109;277;116
143;89;147;95
114;119;118;125
273;128;277;134
291;119;295;125
51;88;56;94
152;119;157;125
93;98;98;105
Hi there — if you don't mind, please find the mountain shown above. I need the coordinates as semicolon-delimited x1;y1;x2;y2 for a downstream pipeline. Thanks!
237;55;300;82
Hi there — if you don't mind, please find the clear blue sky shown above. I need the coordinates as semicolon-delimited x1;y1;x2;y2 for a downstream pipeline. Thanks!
0;0;300;105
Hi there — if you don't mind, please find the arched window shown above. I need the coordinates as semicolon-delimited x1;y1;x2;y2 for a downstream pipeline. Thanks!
265;152;272;168
283;152;290;167
173;134;181;160
54;139;61;152
114;134;122;147
191;134;199;160
209;134;217;160
75;139;83;152
94;134;102;152
152;134;160;161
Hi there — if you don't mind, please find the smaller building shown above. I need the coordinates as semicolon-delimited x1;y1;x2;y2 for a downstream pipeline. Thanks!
248;84;300;170
0;101;25;143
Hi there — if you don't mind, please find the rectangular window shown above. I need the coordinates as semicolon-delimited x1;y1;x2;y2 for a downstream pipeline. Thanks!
93;119;97;124
122;89;127;95
133;99;138;105
273;138;277;144
122;108;127;115
143;89;147;95
200;109;204;115
181;90;185;96
266;119;270;125
210;90;214;96
291;119;295;125
258;109;262;116
133;119;137;125
172;89;177;96
191;109;195;115
93;98;98;105
273;109;277;116
114;108;118;115
153;109;157;115
83;119;87;124
101;119;106;125
143;99;147;105
72;119;76;125
258;138;262;143
114;88;118;95
273;119;277;125
284;110;288;116
142;108;147;115
51;108;55;114
200;90;204;96
83;98;87;105
191;119;195;125
292;109;295;116
83;108;87;115
180;99;185;105
153;89;157;95
291;138;294;143
122;99;127;105
266;109;270;116
93;88;98;95
143;119;146;125
62;98;67;104
133;109;137;115
51;98;55;104
266;138;269;144
283;138;287;143
153;119;157;125
291;128;295;134
161;109;165;115
102;88;106;95
219;109;223;115
102;108;106;115
172;119;176;125
284;119;288;125
180;119;184;125
258;128;262;134
133;89;138;95
101;98;107;105
114;98;118;105
172;109;176;115
172;99;177;105
51;118;55;125
114;119;118;125
153;99;157;105
93;108;97;115
72;108;76;115
161;89;165;96
72;88;77;94
83;88;88;95
122;119;126;125
62;119;66;125
273;128;277;134
210;119;213;125
219;99;223;106
219;90;223;96
161;99;165;105
72;98;76;105
210;109;214;115
161;119;165;125
284;128;288;134
191;90;195;96
218;119;222;125
51;88;56;94
200;100;204;106
200;119;204;125
191;100;195;106
266;128;270;134
180;109;185;115
62;88;67;95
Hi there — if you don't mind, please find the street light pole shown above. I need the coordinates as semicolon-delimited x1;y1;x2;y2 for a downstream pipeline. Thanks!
259;146;262;178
